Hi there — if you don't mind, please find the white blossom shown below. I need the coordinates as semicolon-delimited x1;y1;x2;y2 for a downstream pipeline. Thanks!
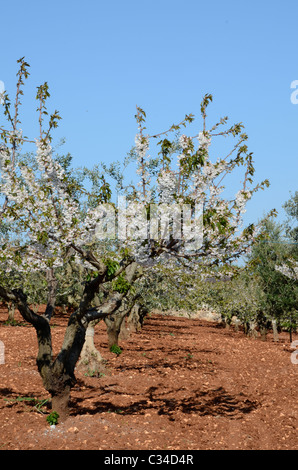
198;131;211;148
157;170;177;203
234;189;252;214
135;134;149;159
275;262;298;280
179;134;191;150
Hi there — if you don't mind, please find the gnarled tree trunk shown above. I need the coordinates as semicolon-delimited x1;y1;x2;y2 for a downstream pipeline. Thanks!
6;301;15;323
125;303;148;334
105;303;129;349
77;320;107;376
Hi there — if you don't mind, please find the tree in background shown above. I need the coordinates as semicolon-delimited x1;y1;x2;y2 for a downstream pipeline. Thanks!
247;210;298;341
283;191;298;247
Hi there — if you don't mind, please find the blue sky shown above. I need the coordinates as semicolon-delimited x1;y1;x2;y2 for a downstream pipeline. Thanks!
0;0;297;228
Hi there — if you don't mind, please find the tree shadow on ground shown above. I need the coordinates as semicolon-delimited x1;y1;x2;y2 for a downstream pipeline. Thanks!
0;387;50;413
70;384;258;421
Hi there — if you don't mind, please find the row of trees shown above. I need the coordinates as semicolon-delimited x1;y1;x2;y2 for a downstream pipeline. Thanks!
141;193;298;342
0;58;295;418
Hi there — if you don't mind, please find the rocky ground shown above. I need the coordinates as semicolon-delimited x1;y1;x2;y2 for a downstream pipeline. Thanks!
0;306;297;450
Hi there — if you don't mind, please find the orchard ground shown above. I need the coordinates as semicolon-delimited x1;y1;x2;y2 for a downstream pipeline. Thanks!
0;304;297;450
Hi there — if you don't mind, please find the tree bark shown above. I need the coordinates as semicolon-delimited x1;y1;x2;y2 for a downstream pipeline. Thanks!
51;388;71;421
77;320;107;376
7;302;15;322
125;303;148;334
259;326;268;342
272;319;279;342
247;321;258;338
105;306;128;349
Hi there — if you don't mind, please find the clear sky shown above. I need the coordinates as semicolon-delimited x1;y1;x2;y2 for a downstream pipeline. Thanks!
0;0;297;228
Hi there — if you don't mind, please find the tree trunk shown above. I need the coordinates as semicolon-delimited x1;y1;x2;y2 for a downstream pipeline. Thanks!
259;326;268;341
247;321;258;338
272;319;279;342
105;309;127;349
244;322;249;336
77;321;107;376
37;315;87;421
7;302;15;322
289;327;293;344
125;304;147;334
103;264;141;348
50;386;71;421
233;317;241;332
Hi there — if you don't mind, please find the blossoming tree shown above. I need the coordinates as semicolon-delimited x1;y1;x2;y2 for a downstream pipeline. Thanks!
0;59;270;418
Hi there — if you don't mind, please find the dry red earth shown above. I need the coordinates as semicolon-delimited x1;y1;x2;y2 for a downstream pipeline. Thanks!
0;305;297;451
